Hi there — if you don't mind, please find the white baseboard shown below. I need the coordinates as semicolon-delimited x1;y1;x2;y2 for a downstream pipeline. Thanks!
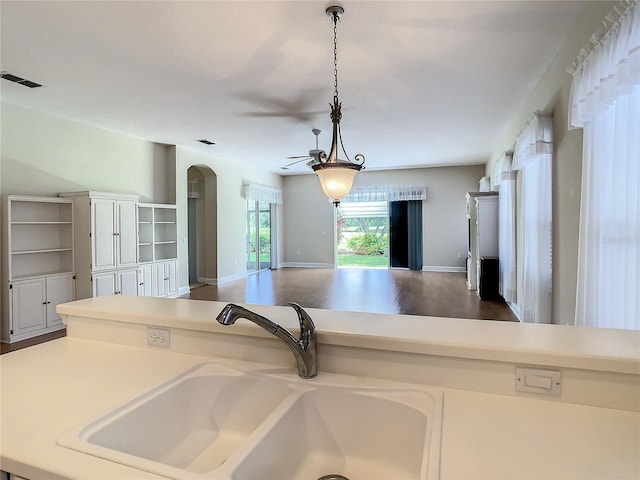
199;271;248;286
177;286;191;296
422;266;466;273
506;301;521;321
278;262;335;269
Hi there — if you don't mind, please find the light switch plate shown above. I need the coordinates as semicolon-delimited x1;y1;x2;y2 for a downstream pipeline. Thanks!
515;367;561;395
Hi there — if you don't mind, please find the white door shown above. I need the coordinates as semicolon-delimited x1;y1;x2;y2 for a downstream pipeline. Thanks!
138;263;153;296
117;201;138;268
45;274;75;327
11;278;46;336
92;271;117;297
154;262;167;297
166;260;178;297
118;268;139;296
92;199;117;271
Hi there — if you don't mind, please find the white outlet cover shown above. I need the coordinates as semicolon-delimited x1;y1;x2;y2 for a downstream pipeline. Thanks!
147;327;170;348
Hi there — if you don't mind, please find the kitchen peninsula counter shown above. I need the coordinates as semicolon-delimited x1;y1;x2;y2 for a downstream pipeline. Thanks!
1;296;638;479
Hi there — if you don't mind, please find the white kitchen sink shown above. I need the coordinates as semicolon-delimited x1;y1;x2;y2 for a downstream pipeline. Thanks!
57;363;293;478
227;387;438;480
57;362;443;480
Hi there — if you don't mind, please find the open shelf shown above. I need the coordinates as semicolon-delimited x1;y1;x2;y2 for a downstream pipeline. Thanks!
7;196;75;281
138;203;178;262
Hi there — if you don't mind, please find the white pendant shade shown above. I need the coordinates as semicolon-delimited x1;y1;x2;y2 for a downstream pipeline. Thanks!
315;166;359;202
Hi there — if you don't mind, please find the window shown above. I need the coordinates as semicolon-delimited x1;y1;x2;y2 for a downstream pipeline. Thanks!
570;1;639;330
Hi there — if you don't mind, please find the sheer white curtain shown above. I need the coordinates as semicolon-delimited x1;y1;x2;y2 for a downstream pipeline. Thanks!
571;0;640;330
512;115;553;324
494;152;517;304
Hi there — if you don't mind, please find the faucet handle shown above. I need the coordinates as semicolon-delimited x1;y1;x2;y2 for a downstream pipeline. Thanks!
289;302;316;342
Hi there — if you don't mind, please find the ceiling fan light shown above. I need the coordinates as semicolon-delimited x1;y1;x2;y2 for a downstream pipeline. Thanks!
313;163;361;204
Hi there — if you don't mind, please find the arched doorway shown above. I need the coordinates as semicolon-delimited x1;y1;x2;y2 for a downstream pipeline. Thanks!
186;165;217;285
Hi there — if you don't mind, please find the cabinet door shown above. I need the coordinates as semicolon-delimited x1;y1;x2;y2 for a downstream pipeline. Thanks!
118;268;139;296
154;262;167;297
166;260;178;297
11;279;46;336
92;199;117;271
45;274;75;327
138;263;154;296
117;201;138;269
92;271;117;297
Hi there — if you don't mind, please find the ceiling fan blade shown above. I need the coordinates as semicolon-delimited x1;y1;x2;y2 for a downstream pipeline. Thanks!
239;111;325;123
281;157;313;170
286;155;312;159
235;88;328;124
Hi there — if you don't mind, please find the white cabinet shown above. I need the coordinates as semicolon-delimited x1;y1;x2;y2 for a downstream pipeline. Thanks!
91;198;138;271
11;279;46;336
152;260;178;298
59;191;139;300
45;274;75;327
92;268;139;297
465;192;498;291
2;196;75;343
92;270;117;297
138;263;154;297
165;260;178;297
138;203;179;298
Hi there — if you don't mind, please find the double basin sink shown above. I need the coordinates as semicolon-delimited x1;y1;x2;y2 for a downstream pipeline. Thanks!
57;362;443;479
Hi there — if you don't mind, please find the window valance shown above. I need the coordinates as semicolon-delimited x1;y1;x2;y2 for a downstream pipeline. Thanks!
569;0;640;128
342;185;427;203
244;183;283;204
493;151;516;187
512;114;553;171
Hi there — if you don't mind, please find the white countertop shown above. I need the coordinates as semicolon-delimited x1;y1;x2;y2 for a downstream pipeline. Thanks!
1;337;639;479
58;296;640;375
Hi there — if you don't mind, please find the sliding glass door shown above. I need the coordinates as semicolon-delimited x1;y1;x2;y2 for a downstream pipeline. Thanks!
246;201;271;273
336;201;389;268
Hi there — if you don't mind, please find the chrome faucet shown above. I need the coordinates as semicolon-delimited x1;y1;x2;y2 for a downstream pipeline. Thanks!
216;303;317;379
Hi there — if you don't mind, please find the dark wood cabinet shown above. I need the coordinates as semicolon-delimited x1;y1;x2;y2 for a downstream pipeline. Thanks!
479;256;500;301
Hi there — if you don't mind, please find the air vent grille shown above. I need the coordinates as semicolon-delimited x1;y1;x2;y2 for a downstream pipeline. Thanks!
0;71;43;88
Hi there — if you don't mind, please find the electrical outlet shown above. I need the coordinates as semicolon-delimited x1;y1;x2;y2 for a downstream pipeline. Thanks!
147;327;170;348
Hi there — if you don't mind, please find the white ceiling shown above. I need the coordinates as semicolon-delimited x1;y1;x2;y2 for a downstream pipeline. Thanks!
0;1;587;175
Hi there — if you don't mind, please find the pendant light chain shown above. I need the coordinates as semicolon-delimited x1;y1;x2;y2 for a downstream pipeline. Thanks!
333;12;339;103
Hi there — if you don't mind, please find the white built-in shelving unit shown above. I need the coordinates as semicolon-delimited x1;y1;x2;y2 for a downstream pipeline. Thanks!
137;203;178;298
1;195;75;343
59;191;140;299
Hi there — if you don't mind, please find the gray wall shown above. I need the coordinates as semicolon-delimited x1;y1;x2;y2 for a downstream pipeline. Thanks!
485;1;613;325
282;165;485;269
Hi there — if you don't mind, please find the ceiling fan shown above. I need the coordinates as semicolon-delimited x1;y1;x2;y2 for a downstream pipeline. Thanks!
237;88;326;125
280;128;326;170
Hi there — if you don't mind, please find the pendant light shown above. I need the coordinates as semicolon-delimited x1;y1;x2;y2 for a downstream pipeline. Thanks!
312;5;365;207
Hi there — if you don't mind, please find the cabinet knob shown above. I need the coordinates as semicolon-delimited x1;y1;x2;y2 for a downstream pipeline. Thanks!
42;301;47;305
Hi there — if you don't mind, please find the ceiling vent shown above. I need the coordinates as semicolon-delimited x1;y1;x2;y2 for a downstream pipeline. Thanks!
0;71;43;88
197;139;215;146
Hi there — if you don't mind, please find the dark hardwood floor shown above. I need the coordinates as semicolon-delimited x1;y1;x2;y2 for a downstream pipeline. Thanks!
0;328;66;355
186;268;517;321
0;268;516;355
